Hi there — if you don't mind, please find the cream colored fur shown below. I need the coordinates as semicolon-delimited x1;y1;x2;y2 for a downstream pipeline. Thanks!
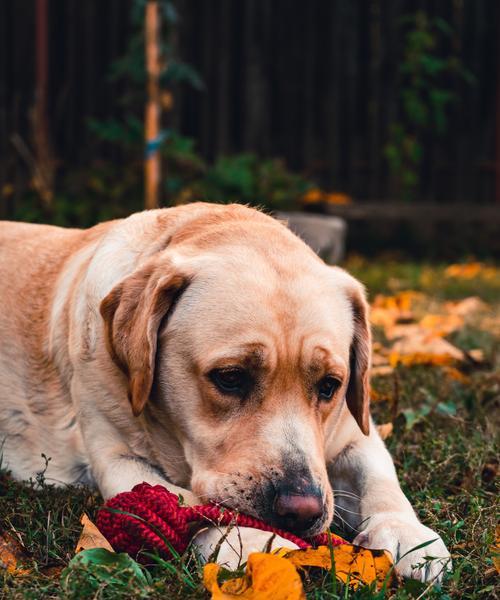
0;204;450;581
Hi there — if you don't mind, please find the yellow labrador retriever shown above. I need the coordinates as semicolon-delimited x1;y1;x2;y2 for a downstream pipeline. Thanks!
0;203;449;580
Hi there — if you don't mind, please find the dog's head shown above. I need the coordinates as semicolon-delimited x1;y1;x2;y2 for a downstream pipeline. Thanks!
100;212;370;536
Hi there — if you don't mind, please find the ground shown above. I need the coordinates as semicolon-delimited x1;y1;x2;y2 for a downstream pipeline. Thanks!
0;259;498;599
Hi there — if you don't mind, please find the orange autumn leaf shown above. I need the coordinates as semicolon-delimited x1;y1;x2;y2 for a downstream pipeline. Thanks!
204;543;394;598
370;291;423;331
376;423;394;440
75;514;114;554
442;366;471;385
285;544;394;591
323;192;352;205
372;291;423;313
0;530;31;575
204;553;305;599
389;334;464;367
419;314;463;337
444;296;488;317
301;188;352;206
444;262;496;280
371;365;394;378
301;188;324;205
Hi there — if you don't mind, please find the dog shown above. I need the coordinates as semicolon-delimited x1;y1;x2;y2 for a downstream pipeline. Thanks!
0;203;450;581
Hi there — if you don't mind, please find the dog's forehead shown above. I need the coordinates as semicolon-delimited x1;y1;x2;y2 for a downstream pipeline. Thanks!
168;251;355;364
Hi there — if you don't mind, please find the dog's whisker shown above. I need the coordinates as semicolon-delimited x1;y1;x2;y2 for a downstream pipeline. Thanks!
332;489;362;500
333;509;361;533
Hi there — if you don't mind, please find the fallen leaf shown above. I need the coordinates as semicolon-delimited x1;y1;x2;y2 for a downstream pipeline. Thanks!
376;423;393;440
301;188;323;205
323;192;352;205
389;334;464;367
204;553;305;599
0;530;31;575
204;543;394;598
371;365;394;378
372;291;423;313
419;314;463;337
285;544;394;591
75;514;114;554
370;307;398;330
385;323;421;341
467;349;485;363
442;366;471;385
444;263;496;280
444;297;488;317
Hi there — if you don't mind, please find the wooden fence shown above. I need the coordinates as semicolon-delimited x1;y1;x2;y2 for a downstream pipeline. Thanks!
1;0;498;209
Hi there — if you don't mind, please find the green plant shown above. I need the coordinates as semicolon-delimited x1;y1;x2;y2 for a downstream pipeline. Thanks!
88;0;310;213
385;11;474;201
180;154;310;211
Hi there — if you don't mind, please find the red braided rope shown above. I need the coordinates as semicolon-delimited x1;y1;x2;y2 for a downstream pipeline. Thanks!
96;482;345;560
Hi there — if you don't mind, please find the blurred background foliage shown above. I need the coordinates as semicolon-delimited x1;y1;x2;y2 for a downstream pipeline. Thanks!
0;0;498;257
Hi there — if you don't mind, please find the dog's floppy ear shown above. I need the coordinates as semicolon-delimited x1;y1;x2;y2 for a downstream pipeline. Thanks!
100;261;189;417
345;280;371;436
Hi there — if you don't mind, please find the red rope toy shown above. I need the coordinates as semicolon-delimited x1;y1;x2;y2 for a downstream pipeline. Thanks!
96;482;345;560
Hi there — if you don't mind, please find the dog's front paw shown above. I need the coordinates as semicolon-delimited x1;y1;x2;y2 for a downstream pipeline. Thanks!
193;525;299;570
353;514;451;583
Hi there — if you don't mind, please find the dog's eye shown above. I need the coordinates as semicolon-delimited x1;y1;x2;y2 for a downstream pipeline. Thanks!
317;375;341;401
209;368;250;396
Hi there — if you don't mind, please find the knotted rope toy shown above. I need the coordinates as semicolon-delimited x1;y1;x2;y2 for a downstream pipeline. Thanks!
96;482;345;560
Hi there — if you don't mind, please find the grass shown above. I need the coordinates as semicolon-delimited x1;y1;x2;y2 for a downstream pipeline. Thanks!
1;260;498;599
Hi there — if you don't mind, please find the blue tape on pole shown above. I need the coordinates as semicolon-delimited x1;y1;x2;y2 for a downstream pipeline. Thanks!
145;131;168;158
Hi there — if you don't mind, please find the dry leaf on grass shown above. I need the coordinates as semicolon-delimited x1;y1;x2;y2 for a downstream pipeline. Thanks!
285;545;393;591
444;296;488;317
376;423;393;440
75;514;114;554
467;349;485;363
442;366;471;385
371;365;394;378
204;553;305;599
0;530;31;575
444;262;497;280
418;314;464;337
389;334;464;367
204;544;394;598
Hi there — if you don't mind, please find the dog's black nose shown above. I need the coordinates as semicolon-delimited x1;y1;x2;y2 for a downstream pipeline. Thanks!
272;485;323;532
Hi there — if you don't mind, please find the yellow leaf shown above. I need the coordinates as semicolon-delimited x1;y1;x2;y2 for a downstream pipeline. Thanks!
285;544;394;591
419;314;463;337
204;544;394;598
389;334;464;367
376;423;393;440
75;514;114;554
323;192;352;205
444;296;488;317
301;188;324;205
442;366;471;385
204;553;305;599
445;263;483;279
468;348;485;363
0;530;31;575
370;307;397;330
371;365;394;378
